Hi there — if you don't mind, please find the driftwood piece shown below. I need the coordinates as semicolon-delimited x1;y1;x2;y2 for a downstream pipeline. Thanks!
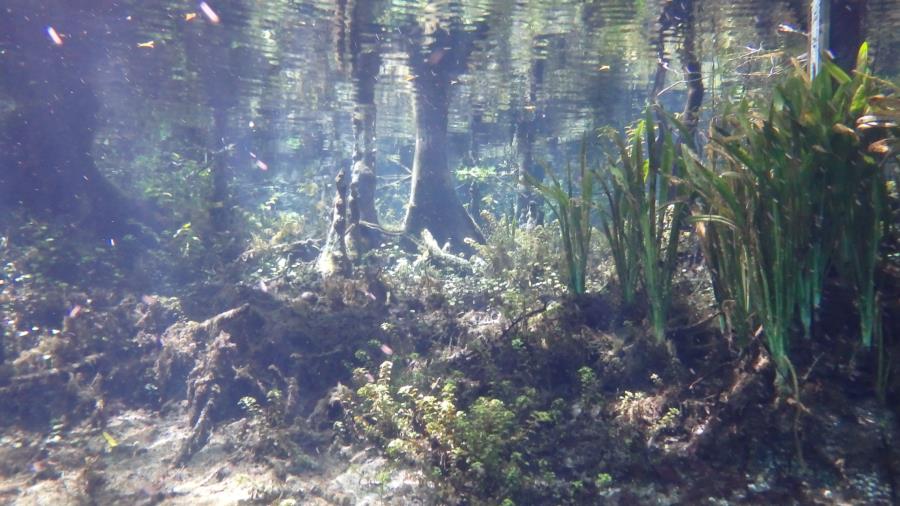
415;229;472;271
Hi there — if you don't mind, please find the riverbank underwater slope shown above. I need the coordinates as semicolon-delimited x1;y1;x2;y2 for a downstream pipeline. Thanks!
2;0;900;504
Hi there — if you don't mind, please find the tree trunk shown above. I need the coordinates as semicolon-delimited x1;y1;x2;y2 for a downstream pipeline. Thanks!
650;0;702;149
184;3;244;238
404;62;484;251
317;170;351;277
0;5;161;237
209;107;233;233
829;0;865;71
348;0;381;227
679;1;703;149
333;0;382;258
402;27;484;252
516;44;546;225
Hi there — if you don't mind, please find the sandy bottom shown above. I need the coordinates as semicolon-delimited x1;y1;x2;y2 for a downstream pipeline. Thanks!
0;404;429;505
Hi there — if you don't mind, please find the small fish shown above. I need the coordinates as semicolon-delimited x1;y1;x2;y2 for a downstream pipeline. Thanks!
868;139;892;155
185;12;198;21
102;431;119;449
777;23;806;35
199;2;220;24
868;95;899;108
137;41;155;48
380;344;394;356
831;123;859;141
47;26;64;46
598;64;611;71
523;104;536;111
69;305;83;318
404;74;416;82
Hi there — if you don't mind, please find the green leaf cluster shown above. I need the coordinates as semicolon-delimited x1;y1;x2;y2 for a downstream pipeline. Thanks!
340;361;524;500
682;43;896;382
524;142;593;295
599;108;689;342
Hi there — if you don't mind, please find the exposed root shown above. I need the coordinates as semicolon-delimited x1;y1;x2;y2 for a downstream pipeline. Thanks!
678;346;772;457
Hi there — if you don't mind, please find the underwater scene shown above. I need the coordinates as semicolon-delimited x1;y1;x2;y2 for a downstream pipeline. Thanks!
1;0;899;504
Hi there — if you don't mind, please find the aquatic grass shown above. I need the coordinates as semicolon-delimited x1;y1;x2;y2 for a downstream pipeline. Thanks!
683;43;895;382
597;134;641;307
600;107;688;343
525;141;593;295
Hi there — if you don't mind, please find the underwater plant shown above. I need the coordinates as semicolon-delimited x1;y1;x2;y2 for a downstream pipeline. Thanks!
682;43;895;383
596;129;642;308
600;108;688;343
524;142;593;296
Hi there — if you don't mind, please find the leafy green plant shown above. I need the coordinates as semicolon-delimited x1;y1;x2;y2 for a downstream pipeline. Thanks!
682;44;895;383
600;108;688;342
340;361;524;500
467;215;565;317
577;366;601;405
525;142;593;295
596;129;642;307
594;472;613;489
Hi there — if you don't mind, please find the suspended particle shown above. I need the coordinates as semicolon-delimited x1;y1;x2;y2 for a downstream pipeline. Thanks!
250;151;268;171
199;2;220;24
47;26;63;46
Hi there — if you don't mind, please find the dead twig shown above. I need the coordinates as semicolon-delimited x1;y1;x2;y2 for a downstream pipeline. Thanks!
499;302;550;341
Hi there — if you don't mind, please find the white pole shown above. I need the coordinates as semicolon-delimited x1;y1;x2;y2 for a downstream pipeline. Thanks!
809;0;831;78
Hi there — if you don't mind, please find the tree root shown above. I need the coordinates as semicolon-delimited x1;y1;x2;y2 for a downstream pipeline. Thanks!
677;346;772;457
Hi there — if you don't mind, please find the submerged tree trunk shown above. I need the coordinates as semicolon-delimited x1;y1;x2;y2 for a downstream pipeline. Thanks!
347;0;380;227
209;107;233;233
184;3;244;237
679;3;703;148
829;0;866;71
651;0;703;148
317;170;351;277
405;64;484;250
516;40;547;225
344;0;382;256
0;5;162;237
329;0;382;262
403;27;484;251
